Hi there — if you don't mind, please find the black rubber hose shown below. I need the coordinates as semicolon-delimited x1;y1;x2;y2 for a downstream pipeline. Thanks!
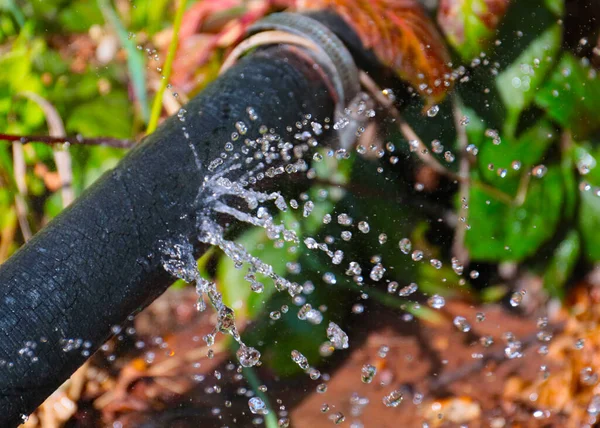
0;47;334;426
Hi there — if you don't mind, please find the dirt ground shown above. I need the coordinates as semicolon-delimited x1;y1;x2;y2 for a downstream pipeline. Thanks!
22;279;600;428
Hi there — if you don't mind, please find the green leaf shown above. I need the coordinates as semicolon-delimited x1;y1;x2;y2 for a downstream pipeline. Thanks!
477;119;556;194
534;53;600;139
504;167;563;259
58;1;104;33
66;91;132;138
561;143;577;220
437;0;510;61
543;230;580;298
466;166;563;261
543;0;564;16
496;24;561;133
579;188;600;262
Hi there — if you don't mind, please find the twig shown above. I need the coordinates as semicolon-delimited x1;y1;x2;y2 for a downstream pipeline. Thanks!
514;172;531;206
359;71;514;205
12;142;32;241
147;0;188;134
21;92;74;207
451;98;470;266
0;133;134;149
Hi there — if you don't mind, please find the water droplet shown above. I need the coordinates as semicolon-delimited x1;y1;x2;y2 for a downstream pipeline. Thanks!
451;257;464;275
427;105;440;117
237;346;261;367
361;364;377;383
480;336;494;347
346;261;362;276
341;231;352;241
510;291;523;307
323;272;337;285
532;165;547;178
430;259;442;269
444;151;455;163
411;250;424;261
399;238;412;254
291;350;309;370
337;213;352;226
399;283;418;297
505;340;523;359
358;221;370;233
588;395;600;416
327;322;349;349
370;263;386;281
428;294;445;309
453;316;471;332
330;412;345;424
581;367;598;385
382;88;396;102
382;389;403;407
309;367;321;380
248;397;268;415
303;201;314;217
431;139;444;154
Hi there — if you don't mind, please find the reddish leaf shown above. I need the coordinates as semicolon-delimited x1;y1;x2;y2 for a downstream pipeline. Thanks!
298;0;453;105
155;0;297;93
437;0;510;60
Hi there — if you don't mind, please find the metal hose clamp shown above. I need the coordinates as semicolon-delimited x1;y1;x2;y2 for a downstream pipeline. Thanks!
221;13;361;146
248;13;360;111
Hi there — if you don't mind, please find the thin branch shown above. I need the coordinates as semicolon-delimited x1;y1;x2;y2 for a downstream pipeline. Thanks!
0;133;135;149
451;97;470;266
12;142;32;242
359;71;514;205
514;172;531;206
20;91;75;207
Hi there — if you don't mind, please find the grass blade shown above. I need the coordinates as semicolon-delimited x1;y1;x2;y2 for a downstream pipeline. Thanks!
147;0;187;134
98;0;150;123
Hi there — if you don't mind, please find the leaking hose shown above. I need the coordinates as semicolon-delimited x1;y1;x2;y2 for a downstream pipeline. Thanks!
0;40;345;425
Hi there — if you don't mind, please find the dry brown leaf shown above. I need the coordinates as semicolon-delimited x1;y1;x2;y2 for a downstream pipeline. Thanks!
299;0;453;105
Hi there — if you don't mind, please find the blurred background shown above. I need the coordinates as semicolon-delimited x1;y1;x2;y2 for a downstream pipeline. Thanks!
1;0;600;426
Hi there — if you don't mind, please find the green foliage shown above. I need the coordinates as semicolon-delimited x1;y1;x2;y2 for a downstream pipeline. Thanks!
465;167;564;262
496;24;562;133
535;54;600;139
57;1;104;32
67;91;132;138
543;230;580;298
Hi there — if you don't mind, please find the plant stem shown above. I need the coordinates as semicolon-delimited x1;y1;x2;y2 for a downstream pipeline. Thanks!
0;133;134;149
242;365;279;428
147;0;187;134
